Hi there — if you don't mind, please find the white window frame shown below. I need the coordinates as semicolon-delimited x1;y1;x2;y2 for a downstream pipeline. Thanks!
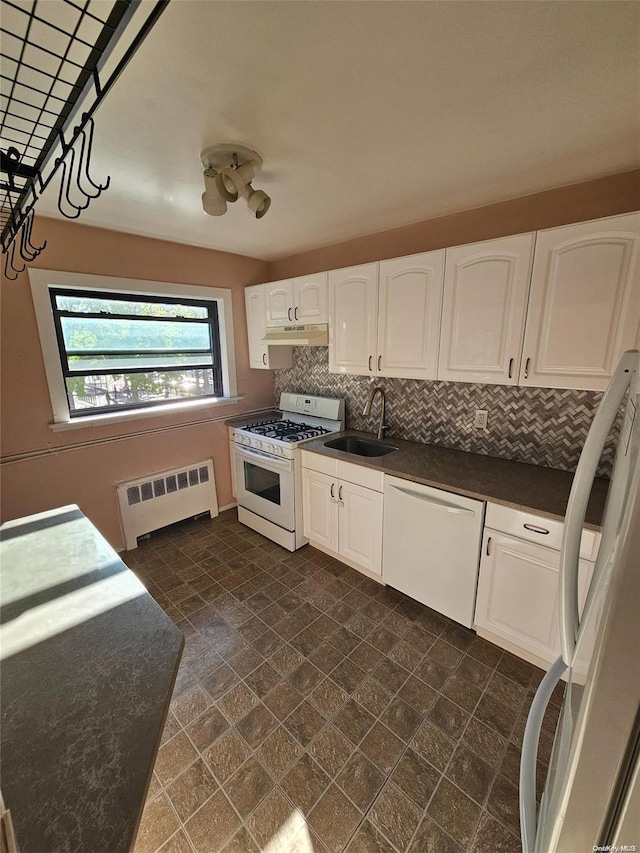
29;269;239;431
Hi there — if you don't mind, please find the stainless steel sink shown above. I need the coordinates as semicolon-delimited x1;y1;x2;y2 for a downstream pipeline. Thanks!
324;436;398;457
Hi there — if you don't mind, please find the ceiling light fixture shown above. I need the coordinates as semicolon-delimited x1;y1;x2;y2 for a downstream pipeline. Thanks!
201;167;226;216
200;144;271;220
242;184;271;219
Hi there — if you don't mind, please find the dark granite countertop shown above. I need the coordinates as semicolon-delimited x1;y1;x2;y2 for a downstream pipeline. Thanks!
224;408;281;429
0;505;183;853
301;430;608;530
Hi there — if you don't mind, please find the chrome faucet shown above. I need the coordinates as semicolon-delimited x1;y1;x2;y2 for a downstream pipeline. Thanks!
362;386;389;440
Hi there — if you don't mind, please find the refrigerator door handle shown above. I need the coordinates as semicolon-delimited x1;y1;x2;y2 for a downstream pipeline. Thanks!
559;351;635;664
520;656;568;853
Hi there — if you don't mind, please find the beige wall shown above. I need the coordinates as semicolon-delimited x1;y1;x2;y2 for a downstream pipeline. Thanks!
0;217;272;548
269;169;640;279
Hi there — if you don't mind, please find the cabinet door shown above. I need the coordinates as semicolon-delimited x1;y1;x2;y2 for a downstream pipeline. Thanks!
328;263;378;375
337;480;383;575
520;214;640;391
377;251;445;379
302;468;338;552
474;530;594;664
438;234;535;384
245;285;292;369
294;273;328;324
245;284;270;369
265;279;294;327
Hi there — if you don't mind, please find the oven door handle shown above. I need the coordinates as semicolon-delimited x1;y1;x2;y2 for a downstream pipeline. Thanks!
235;445;293;471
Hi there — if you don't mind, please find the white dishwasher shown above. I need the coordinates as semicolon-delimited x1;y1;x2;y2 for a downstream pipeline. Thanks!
382;475;485;627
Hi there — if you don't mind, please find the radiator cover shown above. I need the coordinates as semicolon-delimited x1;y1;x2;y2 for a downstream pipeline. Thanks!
117;459;218;550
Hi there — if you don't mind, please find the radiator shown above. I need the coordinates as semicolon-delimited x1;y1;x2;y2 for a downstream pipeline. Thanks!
117;459;218;550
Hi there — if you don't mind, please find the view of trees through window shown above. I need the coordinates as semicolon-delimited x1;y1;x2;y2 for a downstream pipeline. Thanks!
51;290;222;415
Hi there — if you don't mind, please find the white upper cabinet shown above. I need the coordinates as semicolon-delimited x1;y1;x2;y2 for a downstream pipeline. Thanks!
519;213;640;391
294;273;328;323
377;251;445;379
265;279;294;327
328;254;444;378
438;234;535;385
245;284;292;370
328;263;379;375
266;274;328;326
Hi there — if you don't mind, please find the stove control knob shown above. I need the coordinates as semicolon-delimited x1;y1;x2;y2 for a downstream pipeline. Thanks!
273;446;282;456
252;439;262;450
241;435;249;446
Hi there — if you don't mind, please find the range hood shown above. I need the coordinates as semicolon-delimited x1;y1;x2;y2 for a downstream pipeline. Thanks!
262;324;329;346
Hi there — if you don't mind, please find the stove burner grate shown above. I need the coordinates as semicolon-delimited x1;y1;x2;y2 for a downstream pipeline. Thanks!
243;419;331;442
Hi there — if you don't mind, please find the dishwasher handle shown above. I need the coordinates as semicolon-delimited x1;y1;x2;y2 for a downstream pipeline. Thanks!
389;484;476;515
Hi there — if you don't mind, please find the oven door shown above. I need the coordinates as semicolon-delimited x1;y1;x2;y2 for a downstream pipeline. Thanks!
234;444;295;530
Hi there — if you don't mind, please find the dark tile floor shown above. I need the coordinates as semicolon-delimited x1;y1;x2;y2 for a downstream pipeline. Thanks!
125;509;561;853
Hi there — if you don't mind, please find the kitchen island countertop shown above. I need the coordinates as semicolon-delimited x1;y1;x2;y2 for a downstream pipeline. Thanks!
0;505;183;853
301;430;608;529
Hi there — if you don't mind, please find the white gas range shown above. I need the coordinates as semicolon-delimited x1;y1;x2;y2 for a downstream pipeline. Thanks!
233;393;345;550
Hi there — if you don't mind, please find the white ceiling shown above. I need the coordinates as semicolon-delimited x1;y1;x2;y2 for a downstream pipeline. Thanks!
37;0;640;261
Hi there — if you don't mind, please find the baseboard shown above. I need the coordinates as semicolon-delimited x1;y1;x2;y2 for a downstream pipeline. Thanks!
307;540;385;585
475;626;560;676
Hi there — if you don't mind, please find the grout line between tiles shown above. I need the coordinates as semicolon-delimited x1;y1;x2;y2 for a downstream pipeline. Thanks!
136;511;540;852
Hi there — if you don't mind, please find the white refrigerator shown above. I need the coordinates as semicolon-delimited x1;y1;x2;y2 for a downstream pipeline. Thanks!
520;350;640;852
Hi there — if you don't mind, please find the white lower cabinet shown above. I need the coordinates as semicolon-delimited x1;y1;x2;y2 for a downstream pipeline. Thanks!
474;527;595;667
301;469;338;553
337;479;384;574
301;462;383;576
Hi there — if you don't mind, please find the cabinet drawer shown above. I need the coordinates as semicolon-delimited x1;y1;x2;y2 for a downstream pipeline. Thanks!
300;450;338;477
337;460;384;492
485;502;600;559
300;452;384;492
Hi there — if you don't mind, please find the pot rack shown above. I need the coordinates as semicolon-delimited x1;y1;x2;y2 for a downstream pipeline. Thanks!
0;0;170;279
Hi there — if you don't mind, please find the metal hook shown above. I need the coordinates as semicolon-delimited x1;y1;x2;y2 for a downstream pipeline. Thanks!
56;117;110;217
24;207;46;256
18;215;37;262
3;238;25;280
57;145;89;218
77;115;110;195
17;209;46;262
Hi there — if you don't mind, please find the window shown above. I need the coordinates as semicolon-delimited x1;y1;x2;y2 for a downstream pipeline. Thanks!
29;269;238;428
50;288;224;416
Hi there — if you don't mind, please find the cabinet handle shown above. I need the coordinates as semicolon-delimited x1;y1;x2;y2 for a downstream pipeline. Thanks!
486;536;492;556
524;357;530;379
262;352;267;365
338;485;343;501
368;355;373;371
330;482;335;500
508;358;513;379
294;306;299;321
288;307;292;322
378;355;382;371
523;523;549;535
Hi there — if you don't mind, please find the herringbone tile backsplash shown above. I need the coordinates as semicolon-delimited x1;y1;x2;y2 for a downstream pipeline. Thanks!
274;348;618;478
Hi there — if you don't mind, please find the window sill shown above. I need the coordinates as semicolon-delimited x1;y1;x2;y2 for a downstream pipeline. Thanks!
49;396;243;432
